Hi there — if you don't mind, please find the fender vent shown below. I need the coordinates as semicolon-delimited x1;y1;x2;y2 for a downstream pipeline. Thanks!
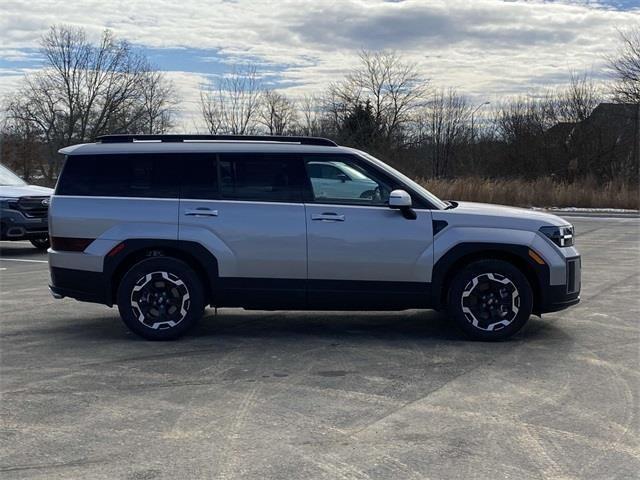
433;220;448;236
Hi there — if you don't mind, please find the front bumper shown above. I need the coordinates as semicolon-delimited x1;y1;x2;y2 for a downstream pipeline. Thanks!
540;286;580;313
0;208;48;240
538;256;581;314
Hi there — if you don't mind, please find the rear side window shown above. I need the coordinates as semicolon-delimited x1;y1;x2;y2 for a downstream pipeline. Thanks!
56;154;178;198
180;154;218;200
219;153;303;202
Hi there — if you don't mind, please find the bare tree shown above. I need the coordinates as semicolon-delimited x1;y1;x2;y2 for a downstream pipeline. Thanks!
0;119;45;184
138;68;179;134
4;25;177;182
608;26;640;103
259;90;297;135
200;65;262;135
496;95;557;141
416;89;471;177
299;93;323;136
325;78;363;136
328;51;429;143
555;72;602;123
200;89;224;134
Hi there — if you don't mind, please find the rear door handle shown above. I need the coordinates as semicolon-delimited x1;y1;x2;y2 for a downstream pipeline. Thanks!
184;208;218;217
311;212;345;222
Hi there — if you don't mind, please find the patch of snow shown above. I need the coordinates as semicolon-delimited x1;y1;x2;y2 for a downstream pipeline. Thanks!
531;207;639;214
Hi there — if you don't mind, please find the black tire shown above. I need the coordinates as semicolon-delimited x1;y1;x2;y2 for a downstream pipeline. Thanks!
447;259;533;341
30;237;49;251
116;257;205;340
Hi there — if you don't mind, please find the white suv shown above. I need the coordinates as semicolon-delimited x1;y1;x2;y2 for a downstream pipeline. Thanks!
48;135;581;341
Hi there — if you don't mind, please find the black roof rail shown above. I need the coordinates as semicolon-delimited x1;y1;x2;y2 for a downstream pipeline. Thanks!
95;134;338;147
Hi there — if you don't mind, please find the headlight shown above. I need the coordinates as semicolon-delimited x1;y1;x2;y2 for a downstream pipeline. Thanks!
540;225;574;247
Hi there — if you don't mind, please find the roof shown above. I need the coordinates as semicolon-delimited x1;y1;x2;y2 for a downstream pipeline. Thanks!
59;140;351;156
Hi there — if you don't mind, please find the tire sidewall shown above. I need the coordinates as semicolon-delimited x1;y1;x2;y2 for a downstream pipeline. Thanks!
448;259;533;341
117;257;204;340
30;238;50;250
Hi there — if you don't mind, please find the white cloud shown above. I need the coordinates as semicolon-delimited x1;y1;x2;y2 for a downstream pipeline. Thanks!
163;70;211;133
0;0;638;129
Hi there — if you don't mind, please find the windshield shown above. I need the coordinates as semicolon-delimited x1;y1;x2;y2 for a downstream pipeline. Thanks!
355;151;448;209
0;164;27;186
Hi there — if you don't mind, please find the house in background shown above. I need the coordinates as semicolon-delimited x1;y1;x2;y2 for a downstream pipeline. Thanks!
547;103;639;182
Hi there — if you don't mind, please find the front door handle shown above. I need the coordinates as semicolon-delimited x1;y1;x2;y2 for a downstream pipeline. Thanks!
184;208;218;217
311;212;345;222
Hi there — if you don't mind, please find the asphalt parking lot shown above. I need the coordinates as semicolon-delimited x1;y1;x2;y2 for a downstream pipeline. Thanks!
1;215;638;480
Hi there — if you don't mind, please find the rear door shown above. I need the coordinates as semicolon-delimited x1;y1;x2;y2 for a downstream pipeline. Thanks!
178;152;308;308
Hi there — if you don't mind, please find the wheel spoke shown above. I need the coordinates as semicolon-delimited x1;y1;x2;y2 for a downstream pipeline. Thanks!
461;273;520;331
130;271;190;330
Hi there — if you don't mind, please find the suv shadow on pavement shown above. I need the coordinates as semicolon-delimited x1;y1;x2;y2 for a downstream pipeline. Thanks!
37;308;566;346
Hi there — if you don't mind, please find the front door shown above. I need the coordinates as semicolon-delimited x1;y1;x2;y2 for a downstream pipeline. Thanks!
303;154;434;309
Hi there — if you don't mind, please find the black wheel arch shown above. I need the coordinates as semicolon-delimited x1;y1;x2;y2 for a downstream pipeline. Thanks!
104;239;219;307
432;243;549;314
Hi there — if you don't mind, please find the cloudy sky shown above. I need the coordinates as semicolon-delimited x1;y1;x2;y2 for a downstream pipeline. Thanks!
0;0;638;130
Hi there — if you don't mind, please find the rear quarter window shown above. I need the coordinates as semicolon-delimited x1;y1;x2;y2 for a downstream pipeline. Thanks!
56;154;178;198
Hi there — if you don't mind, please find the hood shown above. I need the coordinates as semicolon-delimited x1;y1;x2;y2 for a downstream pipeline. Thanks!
436;201;570;229
0;184;54;198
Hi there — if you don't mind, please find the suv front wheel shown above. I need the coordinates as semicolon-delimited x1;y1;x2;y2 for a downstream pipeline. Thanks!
30;237;50;251
448;259;533;341
117;257;205;340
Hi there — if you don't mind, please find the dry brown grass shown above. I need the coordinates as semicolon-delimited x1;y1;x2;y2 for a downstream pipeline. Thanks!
419;177;640;210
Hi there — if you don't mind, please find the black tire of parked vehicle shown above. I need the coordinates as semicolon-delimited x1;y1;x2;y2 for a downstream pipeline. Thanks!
447;259;533;341
117;257;205;340
30;237;50;251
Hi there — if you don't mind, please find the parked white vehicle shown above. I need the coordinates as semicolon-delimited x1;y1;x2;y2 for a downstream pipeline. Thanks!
48;135;581;341
307;160;380;201
0;163;53;250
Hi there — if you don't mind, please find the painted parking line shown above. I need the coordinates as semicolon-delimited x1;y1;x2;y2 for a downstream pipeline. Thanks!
0;258;48;264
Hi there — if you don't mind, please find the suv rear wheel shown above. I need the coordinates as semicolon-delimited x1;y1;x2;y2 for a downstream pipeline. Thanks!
117;257;205;340
447;259;533;341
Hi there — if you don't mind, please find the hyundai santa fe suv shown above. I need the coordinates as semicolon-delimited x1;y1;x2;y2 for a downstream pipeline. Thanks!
48;134;581;341
0;163;53;250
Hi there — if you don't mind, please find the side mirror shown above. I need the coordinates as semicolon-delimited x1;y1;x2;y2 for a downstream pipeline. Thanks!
389;189;417;220
389;189;412;208
336;173;349;183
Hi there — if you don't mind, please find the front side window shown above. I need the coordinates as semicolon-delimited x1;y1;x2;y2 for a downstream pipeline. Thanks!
304;156;392;206
356;151;447;210
219;153;302;202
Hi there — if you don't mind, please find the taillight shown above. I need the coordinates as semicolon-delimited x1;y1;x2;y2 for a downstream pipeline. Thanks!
50;237;94;252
